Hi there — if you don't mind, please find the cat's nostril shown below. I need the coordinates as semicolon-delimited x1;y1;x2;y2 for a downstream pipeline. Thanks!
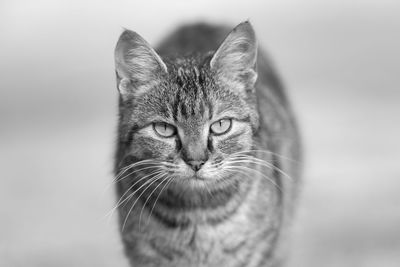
187;160;205;172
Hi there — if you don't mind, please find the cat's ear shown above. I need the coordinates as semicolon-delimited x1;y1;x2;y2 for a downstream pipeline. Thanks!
114;29;167;98
210;21;258;93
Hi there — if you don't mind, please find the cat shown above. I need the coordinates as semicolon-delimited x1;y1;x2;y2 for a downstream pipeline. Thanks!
113;21;301;267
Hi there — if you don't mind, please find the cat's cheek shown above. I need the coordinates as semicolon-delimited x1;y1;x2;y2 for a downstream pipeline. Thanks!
216;138;244;154
213;125;253;154
131;132;176;159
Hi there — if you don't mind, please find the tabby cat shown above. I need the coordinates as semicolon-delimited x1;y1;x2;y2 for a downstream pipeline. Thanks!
113;21;301;267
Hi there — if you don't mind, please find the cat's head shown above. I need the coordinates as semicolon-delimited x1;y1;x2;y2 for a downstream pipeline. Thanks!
114;22;260;189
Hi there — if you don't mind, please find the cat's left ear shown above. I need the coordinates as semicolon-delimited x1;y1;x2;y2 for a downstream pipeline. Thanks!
114;29;167;99
210;21;258;93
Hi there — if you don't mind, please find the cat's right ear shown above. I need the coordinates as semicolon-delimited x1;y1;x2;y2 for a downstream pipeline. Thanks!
210;21;258;95
114;29;167;99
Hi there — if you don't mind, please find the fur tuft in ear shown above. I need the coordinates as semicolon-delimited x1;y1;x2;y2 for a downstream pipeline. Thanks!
210;21;258;93
114;29;167;98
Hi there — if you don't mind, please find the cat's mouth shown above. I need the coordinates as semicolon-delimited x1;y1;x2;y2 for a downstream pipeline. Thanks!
181;172;207;182
171;163;227;187
179;172;225;189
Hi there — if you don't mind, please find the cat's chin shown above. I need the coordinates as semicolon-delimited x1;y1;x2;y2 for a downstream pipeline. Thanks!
183;174;212;183
184;178;214;191
173;173;226;191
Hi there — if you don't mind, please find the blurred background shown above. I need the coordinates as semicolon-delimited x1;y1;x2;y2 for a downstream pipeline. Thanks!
1;0;399;266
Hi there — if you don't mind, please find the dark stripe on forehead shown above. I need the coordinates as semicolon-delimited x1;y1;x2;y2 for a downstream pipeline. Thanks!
173;92;209;120
172;98;179;121
159;102;170;118
207;99;213;119
179;102;188;118
199;101;205;115
171;65;214;120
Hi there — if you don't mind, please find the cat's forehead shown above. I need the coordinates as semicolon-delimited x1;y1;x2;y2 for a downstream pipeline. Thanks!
134;58;246;125
167;62;215;122
167;57;207;82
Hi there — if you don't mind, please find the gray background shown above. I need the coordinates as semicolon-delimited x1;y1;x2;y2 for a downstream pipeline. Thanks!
1;0;399;266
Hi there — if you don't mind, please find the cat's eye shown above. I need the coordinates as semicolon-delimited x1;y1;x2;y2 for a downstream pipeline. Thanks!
210;119;232;135
153;122;176;137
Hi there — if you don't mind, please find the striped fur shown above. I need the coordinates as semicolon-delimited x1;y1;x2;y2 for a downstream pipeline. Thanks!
113;21;301;267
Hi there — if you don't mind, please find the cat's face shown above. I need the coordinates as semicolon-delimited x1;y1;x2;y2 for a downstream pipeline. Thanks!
121;69;257;187
115;22;259;188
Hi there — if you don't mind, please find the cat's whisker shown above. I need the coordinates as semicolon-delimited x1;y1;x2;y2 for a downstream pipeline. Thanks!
222;165;282;192
238;155;294;179
226;167;282;193
232;149;300;164
203;182;213;196
106;170;164;219
218;171;240;190
114;164;177;209
117;160;150;174
227;156;294;182
119;172;166;210
119;159;154;170
122;173;167;231
209;163;244;190
208;166;238;189
116;168;162;198
145;176;174;227
110;161;178;191
214;173;233;189
105;165;162;191
116;170;163;205
228;151;292;172
114;165;163;184
115;159;176;177
115;159;157;178
138;174;169;230
114;160;175;183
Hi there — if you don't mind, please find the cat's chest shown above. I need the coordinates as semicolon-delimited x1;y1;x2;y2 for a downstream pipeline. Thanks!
145;223;251;266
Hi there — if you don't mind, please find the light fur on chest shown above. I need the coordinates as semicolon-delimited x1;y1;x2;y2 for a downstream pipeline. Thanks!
123;179;279;267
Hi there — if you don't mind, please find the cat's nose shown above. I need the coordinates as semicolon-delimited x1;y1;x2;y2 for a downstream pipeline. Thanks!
187;160;205;172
